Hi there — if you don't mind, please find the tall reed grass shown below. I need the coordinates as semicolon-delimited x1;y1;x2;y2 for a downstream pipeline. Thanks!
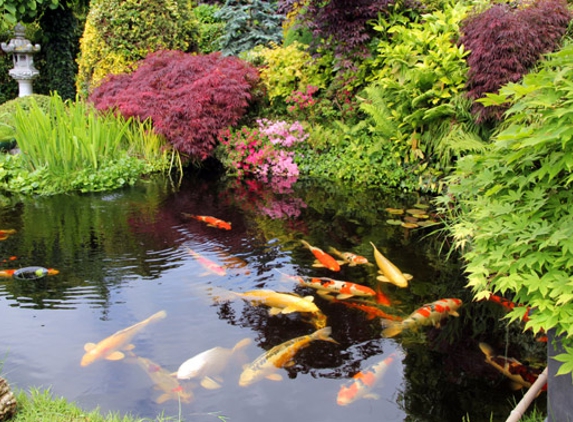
12;94;177;179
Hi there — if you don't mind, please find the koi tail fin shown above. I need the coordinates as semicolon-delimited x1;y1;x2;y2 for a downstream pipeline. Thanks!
313;326;339;344
232;337;252;353
478;342;494;359
381;321;404;338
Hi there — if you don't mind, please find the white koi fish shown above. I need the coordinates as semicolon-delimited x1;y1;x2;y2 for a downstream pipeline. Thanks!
80;310;167;367
176;337;252;389
370;242;412;288
337;352;398;405
235;289;321;316
239;327;338;387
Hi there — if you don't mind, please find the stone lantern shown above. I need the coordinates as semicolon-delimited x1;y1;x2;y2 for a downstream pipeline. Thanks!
1;22;41;97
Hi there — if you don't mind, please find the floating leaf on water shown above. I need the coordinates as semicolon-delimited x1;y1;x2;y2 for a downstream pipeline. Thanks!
417;220;440;227
413;203;430;210
401;222;419;229
414;214;429;219
406;208;426;216
404;216;418;223
385;208;404;215
386;219;403;226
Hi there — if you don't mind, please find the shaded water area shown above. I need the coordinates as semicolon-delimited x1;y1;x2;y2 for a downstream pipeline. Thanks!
0;172;547;422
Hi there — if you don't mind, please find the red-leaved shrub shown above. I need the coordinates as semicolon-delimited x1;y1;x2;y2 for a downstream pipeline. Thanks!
89;50;260;160
459;0;571;124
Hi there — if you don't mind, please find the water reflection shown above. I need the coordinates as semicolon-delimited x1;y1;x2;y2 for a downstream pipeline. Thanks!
0;173;547;422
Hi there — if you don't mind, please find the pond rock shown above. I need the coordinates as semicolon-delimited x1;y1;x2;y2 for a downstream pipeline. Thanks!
0;377;16;421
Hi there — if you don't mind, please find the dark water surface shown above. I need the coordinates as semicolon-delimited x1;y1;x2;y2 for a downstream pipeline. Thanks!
0;173;546;422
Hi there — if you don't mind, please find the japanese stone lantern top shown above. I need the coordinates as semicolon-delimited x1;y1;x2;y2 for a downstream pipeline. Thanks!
1;22;41;96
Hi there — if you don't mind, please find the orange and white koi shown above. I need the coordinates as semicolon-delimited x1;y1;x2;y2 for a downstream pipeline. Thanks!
127;352;193;404
370;242;411;288
479;342;546;391
176;337;252;389
300;240;342;272
279;271;376;300
183;213;232;230
80;310;167;367
337;352;398;406
239;327;338;387
0;267;59;279
381;298;462;338
235;289;321;316
329;247;370;266
187;247;226;276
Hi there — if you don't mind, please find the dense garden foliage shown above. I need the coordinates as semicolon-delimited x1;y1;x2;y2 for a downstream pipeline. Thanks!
1;0;573;383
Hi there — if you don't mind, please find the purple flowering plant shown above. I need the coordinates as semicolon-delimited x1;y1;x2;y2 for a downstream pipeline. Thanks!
217;119;308;182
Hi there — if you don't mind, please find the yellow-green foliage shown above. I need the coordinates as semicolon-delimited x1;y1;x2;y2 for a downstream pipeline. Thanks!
76;0;198;96
253;41;328;104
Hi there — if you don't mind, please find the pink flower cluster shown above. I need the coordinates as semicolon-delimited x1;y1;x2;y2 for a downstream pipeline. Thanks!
286;85;319;116
218;119;308;181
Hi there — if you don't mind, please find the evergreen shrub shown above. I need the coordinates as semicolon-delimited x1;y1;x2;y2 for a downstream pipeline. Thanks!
89;50;260;162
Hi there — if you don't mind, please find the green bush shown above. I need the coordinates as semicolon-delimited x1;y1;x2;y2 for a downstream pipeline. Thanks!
440;40;573;380
76;0;198;96
193;3;225;54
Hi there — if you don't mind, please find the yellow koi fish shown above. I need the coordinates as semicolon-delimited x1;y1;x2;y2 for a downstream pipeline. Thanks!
337;352;398;406
176;337;252;389
187;247;226;276
381;298;462;338
127;352;193;404
239;327;338;387
370;242;412;288
80;310;167;367
235;289;321;316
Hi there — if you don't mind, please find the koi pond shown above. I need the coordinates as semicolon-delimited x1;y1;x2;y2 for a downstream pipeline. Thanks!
0;172;547;422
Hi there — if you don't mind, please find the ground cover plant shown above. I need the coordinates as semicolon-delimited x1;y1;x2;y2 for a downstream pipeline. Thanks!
89;50;260;162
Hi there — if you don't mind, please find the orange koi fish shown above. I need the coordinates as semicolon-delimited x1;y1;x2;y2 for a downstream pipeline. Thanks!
370;242;412;288
0;267;59;279
301;240;342;272
329;247;370;266
0;229;16;241
337;352;398;406
479;343;547;391
127;352;193;404
374;284;392;307
80;310;167;367
381;298;462;338
483;294;546;341
183;213;231;230
326;297;403;322
239;327;338;387
280;271;376;300
187;247;226;276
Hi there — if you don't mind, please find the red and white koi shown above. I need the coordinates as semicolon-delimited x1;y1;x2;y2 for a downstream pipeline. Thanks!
329;247;370;266
127;352;193;404
183;213;232;230
239;327;338;387
479;342;546;391
370;242;411;288
187;247;226;276
337;352;398;406
301;240;342;272
280;271;376;300
81;310;167;366
381;298;462;338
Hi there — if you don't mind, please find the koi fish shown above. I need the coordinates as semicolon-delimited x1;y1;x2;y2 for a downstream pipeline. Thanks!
0;267;59;279
370;242;412;288
235;289;321;316
183;213;231;230
239;327;338;387
187;247;226;276
279;271;376;300
80;310;167;367
0;229;16;241
300;240;342;272
330;298;403;322
127;352;193;404
479;342;546;391
483;294;546;341
329;247;370;266
176;337;252;389
337;352;398;406
381;298;462;338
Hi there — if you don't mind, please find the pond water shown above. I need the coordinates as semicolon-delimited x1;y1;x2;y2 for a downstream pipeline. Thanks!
0;172;547;422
